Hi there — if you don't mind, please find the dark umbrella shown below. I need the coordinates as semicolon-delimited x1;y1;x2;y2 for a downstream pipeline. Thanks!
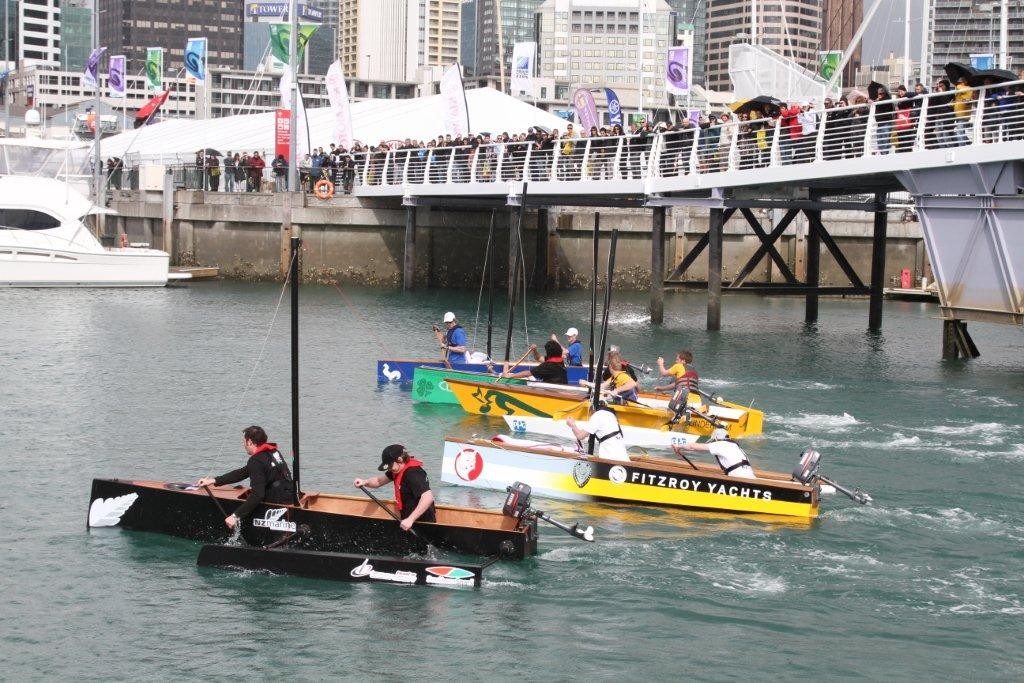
867;81;890;100
201;148;223;156
943;62;977;84
967;68;1018;87
730;95;785;116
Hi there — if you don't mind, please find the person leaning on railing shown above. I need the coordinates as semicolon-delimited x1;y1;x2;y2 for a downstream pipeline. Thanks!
952;77;974;145
894;85;915;153
927;79;954;149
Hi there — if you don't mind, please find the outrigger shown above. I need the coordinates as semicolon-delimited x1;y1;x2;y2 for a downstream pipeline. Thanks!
88;230;594;588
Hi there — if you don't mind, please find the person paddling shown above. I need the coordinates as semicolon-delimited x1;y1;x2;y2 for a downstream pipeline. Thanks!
499;340;568;384
433;311;467;363
673;428;756;479
354;445;436;531
197;425;296;529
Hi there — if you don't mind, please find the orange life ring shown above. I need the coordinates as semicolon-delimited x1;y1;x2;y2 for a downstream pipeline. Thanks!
313;179;335;200
119;233;129;248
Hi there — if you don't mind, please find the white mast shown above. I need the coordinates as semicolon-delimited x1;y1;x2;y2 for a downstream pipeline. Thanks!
998;0;1009;70
919;0;930;85
902;0;911;87
751;0;757;45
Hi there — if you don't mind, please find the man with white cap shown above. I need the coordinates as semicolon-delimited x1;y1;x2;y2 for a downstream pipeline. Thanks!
552;327;583;366
433;311;467;363
673;428;756;479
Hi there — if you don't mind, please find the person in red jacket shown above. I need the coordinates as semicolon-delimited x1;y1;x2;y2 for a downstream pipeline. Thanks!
248;151;266;192
354;445;436;530
780;103;802;163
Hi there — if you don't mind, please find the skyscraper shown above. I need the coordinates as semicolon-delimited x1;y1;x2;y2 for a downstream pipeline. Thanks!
473;0;545;82
821;0;861;87
461;0;478;75
704;0;823;92
931;0;1023;80
338;0;408;80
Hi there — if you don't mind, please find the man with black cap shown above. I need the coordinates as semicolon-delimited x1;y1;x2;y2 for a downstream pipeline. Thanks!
673;428;756;479
354;445;436;530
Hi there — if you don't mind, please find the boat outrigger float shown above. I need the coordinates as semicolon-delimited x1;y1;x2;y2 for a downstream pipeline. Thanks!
88;231;594;587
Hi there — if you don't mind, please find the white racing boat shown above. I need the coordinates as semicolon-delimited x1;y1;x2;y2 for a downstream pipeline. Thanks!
502;414;699;449
0;176;170;287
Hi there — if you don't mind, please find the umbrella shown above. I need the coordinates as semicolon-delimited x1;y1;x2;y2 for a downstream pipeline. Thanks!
729;95;785;117
845;87;868;103
201;148;223;156
867;81;890;100
967;68;1018;87
943;62;976;84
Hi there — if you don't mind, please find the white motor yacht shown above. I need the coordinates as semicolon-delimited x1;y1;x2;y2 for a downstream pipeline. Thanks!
0;175;170;287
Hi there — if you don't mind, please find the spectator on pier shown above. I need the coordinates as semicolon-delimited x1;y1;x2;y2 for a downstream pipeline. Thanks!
780;102;802;163
893;85;916;153
796;102;818;162
952;76;974;145
927;79;955;149
873;85;895;154
223;152;236;192
1012;70;1024;140
248;152;266;192
299;153;312;192
824;98;849;160
353;444;436;529
272;153;287;192
206;152;221;192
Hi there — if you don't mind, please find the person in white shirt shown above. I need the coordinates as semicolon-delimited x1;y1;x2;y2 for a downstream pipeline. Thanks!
673;428;756;479
566;407;630;462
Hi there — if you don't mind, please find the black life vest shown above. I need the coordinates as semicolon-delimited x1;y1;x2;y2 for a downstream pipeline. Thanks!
586;407;625;454
252;443;296;504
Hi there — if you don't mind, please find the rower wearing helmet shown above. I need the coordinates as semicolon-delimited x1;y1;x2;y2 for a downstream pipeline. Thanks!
673;427;756;479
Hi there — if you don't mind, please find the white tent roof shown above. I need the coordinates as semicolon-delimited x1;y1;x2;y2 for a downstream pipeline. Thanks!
102;87;569;161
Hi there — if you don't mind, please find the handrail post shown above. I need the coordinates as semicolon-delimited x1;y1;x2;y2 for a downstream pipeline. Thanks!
381;150;391;186
865;102;877;156
769;118;781;167
550;139;559;181
469;144;479;182
814;107;827;162
523;143;533;181
727;123;739;171
495;143;505;182
581;138;592;180
972;86;985;144
425;149;435;183
914;94;929;151
446;146;456;182
612;135;624;180
688;126;699;175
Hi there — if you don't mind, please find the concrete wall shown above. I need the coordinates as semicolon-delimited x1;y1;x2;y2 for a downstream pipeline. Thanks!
110;189;929;290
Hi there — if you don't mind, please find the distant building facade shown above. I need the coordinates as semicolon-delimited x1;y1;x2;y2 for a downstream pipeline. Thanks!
930;0;1023;82
821;0;861;88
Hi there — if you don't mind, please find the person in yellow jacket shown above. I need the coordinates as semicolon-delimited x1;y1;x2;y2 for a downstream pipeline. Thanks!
952;76;975;145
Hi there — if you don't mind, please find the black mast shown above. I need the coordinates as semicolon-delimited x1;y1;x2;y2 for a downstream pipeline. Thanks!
290;232;301;499
504;183;528;361
591;229;618;423
588;212;599;382
486;209;496;359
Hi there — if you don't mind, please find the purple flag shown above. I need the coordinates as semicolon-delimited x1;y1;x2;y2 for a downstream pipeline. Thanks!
108;55;126;98
665;46;690;96
572;88;599;132
84;47;107;88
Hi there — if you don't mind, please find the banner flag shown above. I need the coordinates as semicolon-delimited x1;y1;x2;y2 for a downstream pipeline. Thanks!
572;88;599;131
84;47;107;89
269;23;319;64
604;88;622;126
133;89;171;128
818;50;842;86
440;63;470;136
108;55;126;98
275;109;291;160
185;38;207;84
510;42;536;96
326;60;354;149
146;48;164;91
665;46;690;96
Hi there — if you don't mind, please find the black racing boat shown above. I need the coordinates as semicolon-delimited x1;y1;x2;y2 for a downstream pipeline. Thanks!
89;230;592;584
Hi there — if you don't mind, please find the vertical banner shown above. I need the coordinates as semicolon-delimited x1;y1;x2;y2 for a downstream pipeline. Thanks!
572;88;599;131
146;48;164;91
275;109;291;160
440;63;470;136
665;46;691;96
108;55;126;98
326;60;354;149
83;47;107;88
270;23;319;64
510;41;536;96
818;50;842;86
604;88;623;126
185;38;207;85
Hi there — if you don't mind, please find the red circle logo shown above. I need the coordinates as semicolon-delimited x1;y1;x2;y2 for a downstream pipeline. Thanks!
454;448;484;481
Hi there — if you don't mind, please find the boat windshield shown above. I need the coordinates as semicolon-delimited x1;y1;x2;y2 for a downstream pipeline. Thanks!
1;145;92;180
0;208;62;230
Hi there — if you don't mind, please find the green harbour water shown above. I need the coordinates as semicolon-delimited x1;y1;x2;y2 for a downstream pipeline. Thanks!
2;282;1022;680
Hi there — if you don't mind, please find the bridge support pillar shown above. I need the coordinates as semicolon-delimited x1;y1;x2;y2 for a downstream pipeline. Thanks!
706;207;724;331
804;208;821;323
533;208;549;291
868;192;888;330
403;205;416;291
650;205;666;324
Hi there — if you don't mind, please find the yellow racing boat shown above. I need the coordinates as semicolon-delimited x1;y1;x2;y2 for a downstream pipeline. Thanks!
444;378;764;438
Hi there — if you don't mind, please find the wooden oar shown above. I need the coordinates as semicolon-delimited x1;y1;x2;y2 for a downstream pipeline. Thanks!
359;485;434;548
202;484;230;519
433;325;452;369
496;346;536;379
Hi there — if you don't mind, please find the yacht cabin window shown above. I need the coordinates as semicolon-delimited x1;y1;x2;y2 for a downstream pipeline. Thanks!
0;209;62;230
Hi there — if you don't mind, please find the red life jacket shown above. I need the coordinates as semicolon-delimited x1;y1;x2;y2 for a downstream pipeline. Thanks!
392;457;425;513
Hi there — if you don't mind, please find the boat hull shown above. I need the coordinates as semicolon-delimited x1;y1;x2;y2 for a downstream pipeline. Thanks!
412;366;524;403
88;478;537;559
197;545;484;588
441;438;818;519
445;378;763;438
502;415;699;448
379;359;589;386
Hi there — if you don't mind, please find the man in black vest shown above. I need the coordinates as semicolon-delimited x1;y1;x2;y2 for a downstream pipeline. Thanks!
197;425;295;529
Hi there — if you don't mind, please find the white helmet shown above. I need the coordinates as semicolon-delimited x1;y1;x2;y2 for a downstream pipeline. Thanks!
710;428;729;441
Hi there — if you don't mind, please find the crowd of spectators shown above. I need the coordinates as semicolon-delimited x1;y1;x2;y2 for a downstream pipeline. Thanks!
166;72;1024;194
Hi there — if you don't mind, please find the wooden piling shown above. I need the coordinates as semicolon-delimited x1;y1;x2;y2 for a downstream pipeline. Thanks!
805;209;821;323
403;205;416;291
869;192;888;330
650;205;666;324
706;207;724;331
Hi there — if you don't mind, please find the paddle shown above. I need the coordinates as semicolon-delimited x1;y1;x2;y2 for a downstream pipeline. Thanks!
359;485;433;548
495;346;538;380
202;484;230;519
432;324;452;369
